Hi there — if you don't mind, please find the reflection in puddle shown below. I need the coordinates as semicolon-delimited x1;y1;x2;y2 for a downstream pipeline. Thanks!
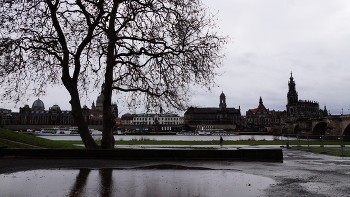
0;165;275;197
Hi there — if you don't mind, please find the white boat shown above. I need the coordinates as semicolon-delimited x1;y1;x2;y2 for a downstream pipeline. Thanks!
68;127;80;135
113;130;124;135
90;128;102;135
34;127;71;136
211;130;237;136
176;132;198;136
33;127;102;136
197;131;212;135
69;127;102;135
211;132;237;136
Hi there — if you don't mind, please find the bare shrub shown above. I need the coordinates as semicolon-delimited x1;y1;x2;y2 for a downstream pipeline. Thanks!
247;136;256;141
273;136;280;141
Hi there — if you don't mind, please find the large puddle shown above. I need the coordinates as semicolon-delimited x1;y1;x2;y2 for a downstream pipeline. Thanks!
0;165;275;197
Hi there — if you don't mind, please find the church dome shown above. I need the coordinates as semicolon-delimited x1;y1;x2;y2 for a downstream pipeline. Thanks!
51;104;60;110
96;94;104;107
32;98;45;110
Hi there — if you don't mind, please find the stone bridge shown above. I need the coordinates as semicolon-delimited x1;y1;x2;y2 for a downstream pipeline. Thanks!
284;115;350;137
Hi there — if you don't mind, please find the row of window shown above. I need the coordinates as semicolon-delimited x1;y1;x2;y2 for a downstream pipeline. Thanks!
134;117;179;121
133;122;179;125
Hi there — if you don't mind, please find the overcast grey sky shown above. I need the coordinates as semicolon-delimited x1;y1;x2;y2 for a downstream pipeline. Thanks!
2;0;350;116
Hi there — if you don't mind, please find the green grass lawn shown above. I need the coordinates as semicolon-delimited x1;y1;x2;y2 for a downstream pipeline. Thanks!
0;129;82;149
1;128;349;157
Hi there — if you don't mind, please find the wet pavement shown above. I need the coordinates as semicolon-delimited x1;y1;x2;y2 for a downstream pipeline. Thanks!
1;147;350;197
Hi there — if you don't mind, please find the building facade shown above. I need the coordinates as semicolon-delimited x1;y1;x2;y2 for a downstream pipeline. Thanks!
184;92;241;130
245;97;284;132
6;85;119;126
132;113;180;125
17;98;89;125
120;113;134;125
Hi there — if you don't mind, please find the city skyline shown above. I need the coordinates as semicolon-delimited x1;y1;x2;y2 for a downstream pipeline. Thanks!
1;0;350;115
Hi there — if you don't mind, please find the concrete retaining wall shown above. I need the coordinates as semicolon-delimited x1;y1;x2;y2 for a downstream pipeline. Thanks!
0;148;283;162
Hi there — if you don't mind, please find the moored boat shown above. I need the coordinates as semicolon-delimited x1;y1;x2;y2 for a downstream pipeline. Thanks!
34;127;71;136
197;131;212;135
176;132;198;136
33;127;102;136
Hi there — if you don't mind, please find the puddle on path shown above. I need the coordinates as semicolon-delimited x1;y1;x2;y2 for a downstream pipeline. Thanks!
0;165;275;197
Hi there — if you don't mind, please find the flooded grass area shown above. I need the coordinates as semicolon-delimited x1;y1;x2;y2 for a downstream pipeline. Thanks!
0;166;275;197
293;146;350;157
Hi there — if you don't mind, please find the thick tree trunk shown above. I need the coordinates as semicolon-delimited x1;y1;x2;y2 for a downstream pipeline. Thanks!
62;76;99;149
99;1;119;149
100;64;115;149
69;89;100;149
100;97;115;149
99;49;116;149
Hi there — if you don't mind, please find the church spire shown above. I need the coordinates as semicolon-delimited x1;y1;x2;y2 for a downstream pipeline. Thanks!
290;71;294;82
287;72;298;105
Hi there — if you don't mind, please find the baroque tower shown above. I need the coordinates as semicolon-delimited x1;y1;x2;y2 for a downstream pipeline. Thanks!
286;72;299;115
219;91;227;111
287;72;298;105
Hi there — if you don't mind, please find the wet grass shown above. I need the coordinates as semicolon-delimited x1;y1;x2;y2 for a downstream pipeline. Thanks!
2;128;349;158
0;129;82;149
0;138;34;148
292;146;350;157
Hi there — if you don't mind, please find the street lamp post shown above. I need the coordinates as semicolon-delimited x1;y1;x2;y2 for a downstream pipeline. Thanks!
340;135;345;157
320;135;326;154
280;127;286;147
307;134;311;152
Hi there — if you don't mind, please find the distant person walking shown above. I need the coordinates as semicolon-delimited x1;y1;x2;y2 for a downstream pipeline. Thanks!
220;136;223;146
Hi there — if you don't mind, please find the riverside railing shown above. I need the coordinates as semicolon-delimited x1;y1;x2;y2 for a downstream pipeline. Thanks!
281;134;349;157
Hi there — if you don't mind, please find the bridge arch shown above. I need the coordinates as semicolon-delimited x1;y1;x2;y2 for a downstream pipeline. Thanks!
312;122;327;135
293;124;300;134
343;124;350;141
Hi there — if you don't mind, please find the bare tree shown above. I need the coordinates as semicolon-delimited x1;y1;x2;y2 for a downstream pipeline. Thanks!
0;0;105;149
0;0;227;149
98;0;228;148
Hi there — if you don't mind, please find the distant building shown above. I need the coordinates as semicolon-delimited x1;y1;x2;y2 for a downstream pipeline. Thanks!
184;92;241;131
7;84;119;126
246;96;284;132
286;72;328;121
132;113;180;125
17;98;88;125
0;108;13;126
131;113;181;132
91;84;118;117
120;113;134;125
246;96;270;129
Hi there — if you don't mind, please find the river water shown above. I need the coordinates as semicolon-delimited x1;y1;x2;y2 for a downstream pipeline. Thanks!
40;135;292;141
